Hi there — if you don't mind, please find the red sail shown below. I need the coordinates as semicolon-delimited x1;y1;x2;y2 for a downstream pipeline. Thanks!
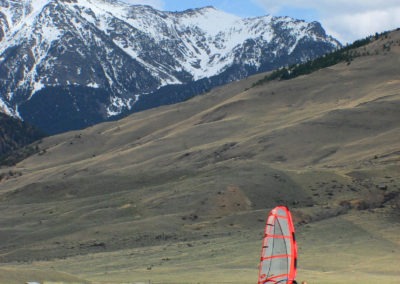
258;206;297;284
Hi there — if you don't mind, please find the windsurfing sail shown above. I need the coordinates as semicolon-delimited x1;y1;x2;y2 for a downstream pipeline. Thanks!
258;205;297;284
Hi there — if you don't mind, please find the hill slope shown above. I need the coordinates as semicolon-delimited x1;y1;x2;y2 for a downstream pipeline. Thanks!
0;30;399;283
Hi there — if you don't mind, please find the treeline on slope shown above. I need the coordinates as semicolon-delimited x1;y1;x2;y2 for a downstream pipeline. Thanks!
0;112;45;166
252;30;396;87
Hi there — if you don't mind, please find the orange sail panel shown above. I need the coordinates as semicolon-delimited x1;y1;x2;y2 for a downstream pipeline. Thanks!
258;206;297;284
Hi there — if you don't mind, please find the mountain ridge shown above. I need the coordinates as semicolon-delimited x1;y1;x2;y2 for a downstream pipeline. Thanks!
0;0;340;134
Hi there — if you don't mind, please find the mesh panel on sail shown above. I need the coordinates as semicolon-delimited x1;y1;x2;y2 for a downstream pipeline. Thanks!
268;218;289;280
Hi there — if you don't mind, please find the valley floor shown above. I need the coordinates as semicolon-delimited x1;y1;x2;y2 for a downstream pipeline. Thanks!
1;208;399;284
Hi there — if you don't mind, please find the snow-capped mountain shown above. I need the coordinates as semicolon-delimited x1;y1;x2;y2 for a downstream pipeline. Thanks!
0;0;341;134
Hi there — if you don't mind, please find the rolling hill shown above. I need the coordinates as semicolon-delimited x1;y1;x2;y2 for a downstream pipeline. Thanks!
0;30;399;283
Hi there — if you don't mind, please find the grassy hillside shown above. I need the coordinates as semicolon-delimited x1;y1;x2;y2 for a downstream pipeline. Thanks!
0;30;399;283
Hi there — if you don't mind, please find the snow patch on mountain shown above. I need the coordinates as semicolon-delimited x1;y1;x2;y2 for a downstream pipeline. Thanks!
0;97;19;117
107;95;135;116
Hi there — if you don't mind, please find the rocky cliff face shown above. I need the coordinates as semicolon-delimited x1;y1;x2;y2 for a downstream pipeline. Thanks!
0;0;341;134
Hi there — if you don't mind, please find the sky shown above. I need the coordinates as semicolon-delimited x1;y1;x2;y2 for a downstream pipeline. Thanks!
121;0;400;44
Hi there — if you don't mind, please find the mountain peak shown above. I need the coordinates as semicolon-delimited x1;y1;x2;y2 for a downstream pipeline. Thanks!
176;5;215;13
192;5;216;12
